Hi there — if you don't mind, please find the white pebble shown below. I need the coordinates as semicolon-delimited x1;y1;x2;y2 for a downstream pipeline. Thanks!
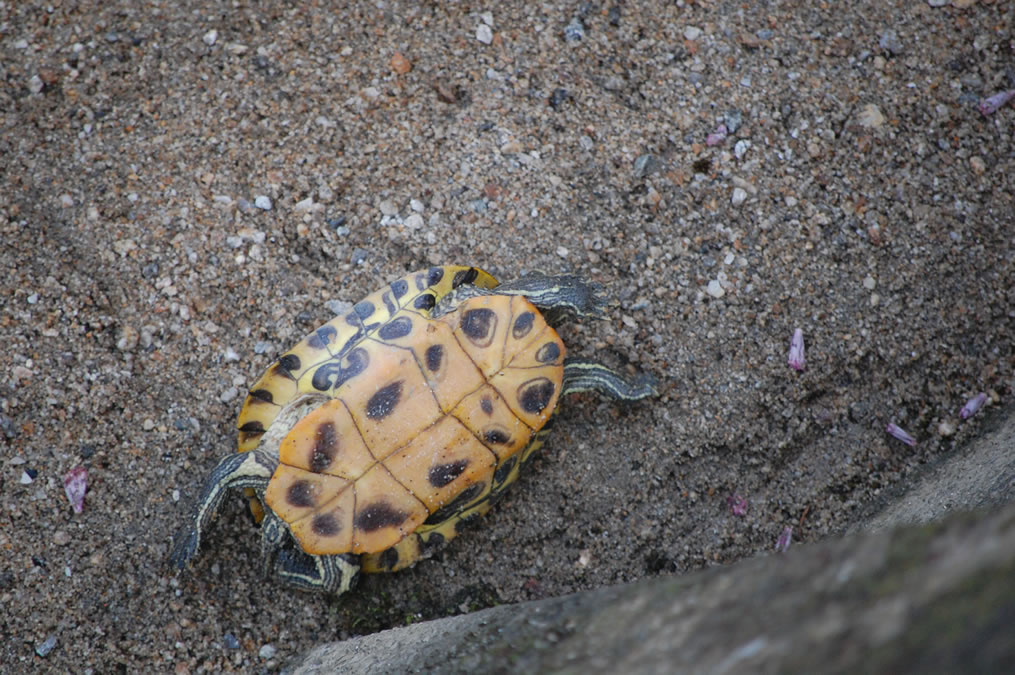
410;199;424;213
20;471;34;485
203;30;218;46
683;26;702;41
379;199;398;216
863;275;877;290
556;246;569;258
254;195;272;210
219;387;239;403
476;24;493;44
404;213;424;230
29;75;44;94
734;139;750;159
731;187;747;206
223;347;240;362
857;104;885;128
706;280;725;298
259;644;277;659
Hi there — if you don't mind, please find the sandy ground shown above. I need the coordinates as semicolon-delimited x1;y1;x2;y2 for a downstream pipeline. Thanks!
2;0;1013;671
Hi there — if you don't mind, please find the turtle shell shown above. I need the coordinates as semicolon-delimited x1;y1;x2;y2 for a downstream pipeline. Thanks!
236;266;566;557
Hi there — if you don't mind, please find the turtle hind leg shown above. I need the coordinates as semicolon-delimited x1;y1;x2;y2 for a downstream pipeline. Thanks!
273;547;361;595
562;358;658;401
168;449;276;569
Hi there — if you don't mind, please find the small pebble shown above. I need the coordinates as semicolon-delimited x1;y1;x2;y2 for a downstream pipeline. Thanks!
224;633;241;650
53;530;71;546
683;26;702;41
731;187;747;206
36;635;57;658
476;24;493;45
220;387;238;403
857;104;885;128
390;52;411;74
863;275;876;290
203;30;218;46
253;195;272;210
878;29;903;55
379;199;398;216
259;644;277;659
706;280;725;298
410;199;424;213
556;246;569;258
20;470;35;485
734;140;750;159
564;18;585;42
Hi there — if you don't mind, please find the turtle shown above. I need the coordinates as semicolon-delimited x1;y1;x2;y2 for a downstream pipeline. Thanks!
169;265;656;594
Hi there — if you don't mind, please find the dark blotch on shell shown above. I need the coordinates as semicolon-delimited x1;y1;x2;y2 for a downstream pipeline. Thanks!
512;311;534;340
519;378;555;414
414;293;436;311
311;347;369;391
376;546;399;571
420;531;445;552
451;267;479;289
353;301;376;319
493;456;517;486
378;316;413;340
277;353;302;375
311;513;341;536
310;422;338;473
427;267;445;287
366;381;403;419
239;420;266;433
425;344;443;372
424;482;486;525
355;502;409;532
483;428;510;445
461;308;496;343
480;396;494;415
428;460;469;488
249;389;273;404
536;341;561;363
287;480;316;508
390;279;409;298
307;325;337;350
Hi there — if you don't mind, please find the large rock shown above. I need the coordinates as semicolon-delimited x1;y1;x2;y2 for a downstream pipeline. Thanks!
294;407;1015;673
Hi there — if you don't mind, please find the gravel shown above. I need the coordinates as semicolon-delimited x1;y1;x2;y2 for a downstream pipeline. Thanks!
1;0;1012;672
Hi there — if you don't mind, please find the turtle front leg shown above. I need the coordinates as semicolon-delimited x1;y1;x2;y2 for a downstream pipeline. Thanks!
562;358;658;401
433;274;608;324
169;450;276;569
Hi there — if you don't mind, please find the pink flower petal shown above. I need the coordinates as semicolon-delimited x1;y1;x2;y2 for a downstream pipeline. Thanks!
886;422;916;447
775;526;793;553
64;466;88;514
727;494;748;516
788;328;805;371
979;90;1015;116
960;392;987;420
706;123;728;146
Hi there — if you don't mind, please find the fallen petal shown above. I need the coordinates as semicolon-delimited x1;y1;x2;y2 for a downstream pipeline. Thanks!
886;422;916;447
727;494;748;516
775;526;793;553
706;123;728;146
960;392;988;420
978;89;1015;116
788;328;805;371
64;465;88;513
